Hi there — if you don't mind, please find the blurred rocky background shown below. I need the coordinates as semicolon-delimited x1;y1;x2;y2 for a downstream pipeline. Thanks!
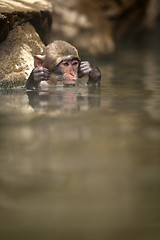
51;0;160;55
0;0;160;86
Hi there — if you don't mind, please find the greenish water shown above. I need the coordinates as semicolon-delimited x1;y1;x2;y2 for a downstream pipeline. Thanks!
0;36;160;240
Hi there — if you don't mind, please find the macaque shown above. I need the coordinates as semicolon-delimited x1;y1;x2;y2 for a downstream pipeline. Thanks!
25;40;101;90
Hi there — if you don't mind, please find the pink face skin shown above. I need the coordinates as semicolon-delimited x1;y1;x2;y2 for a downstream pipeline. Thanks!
59;59;79;85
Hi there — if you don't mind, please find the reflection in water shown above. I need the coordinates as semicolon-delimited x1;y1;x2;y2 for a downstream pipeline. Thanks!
26;85;101;113
0;35;160;240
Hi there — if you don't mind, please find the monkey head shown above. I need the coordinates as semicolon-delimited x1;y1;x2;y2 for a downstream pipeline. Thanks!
34;40;81;86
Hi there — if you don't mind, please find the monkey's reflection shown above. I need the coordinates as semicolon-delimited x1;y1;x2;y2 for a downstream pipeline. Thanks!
26;86;101;112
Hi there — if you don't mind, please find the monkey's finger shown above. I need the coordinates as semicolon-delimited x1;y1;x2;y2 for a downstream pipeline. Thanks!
34;71;50;78
80;66;92;73
80;65;91;70
42;71;50;77
33;67;50;74
33;66;43;72
80;61;89;65
43;67;50;74
80;61;90;67
80;65;90;70
81;70;91;75
34;72;50;81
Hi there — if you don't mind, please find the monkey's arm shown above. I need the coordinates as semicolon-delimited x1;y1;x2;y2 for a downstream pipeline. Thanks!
78;61;101;85
25;67;50;90
25;70;39;90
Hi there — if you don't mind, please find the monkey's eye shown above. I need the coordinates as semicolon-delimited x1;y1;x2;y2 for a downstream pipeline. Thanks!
63;62;69;66
72;61;78;66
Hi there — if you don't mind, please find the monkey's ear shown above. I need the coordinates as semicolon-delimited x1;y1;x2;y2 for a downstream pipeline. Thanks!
34;55;45;67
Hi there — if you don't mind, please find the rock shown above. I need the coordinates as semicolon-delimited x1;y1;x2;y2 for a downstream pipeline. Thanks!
0;22;45;88
0;0;52;44
0;0;52;88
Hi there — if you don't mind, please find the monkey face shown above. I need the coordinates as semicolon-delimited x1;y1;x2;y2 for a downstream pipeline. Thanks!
58;59;79;86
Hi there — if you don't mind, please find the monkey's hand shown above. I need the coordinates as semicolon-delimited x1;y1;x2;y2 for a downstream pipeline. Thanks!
26;67;50;90
78;61;101;85
33;67;50;82
78;61;92;78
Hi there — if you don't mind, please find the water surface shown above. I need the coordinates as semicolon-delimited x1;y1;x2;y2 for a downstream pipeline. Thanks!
0;35;160;240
